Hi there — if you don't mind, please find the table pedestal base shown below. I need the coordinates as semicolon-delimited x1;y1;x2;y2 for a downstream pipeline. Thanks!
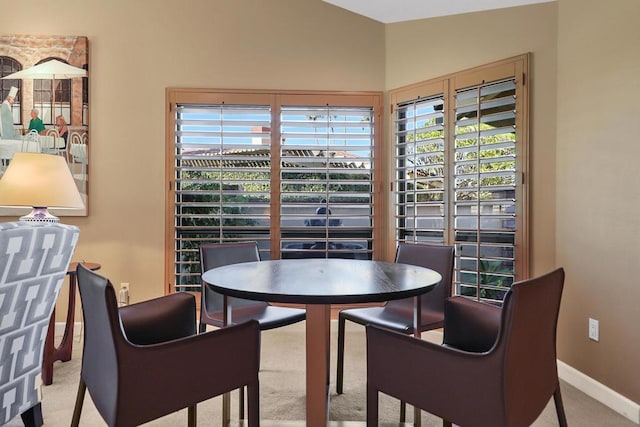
306;304;331;427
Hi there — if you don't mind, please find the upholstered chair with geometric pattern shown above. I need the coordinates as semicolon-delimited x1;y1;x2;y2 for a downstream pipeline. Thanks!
0;222;79;427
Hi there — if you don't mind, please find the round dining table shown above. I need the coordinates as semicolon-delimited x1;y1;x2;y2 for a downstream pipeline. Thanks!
202;258;442;427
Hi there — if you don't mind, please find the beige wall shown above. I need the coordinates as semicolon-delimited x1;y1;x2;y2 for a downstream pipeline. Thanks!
0;0;385;304
2;0;638;406
385;2;559;277
556;0;640;403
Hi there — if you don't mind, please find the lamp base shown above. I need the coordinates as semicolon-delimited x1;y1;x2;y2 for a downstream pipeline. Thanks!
19;207;60;224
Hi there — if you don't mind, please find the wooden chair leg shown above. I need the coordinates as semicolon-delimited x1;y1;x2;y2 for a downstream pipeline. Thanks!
71;379;86;427
336;314;346;394
198;316;207;333
366;386;379;427
20;402;43;427
247;381;260;427
553;384;568;427
188;405;197;427
400;400;406;422
222;392;231;426
442;420;452;427
239;387;245;419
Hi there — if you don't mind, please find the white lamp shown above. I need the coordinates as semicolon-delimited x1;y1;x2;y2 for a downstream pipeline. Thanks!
0;152;84;223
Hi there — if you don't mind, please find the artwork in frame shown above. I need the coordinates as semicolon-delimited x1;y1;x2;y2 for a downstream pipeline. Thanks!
0;34;89;216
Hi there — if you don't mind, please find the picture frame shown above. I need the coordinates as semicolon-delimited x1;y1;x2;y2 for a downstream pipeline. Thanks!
0;34;89;216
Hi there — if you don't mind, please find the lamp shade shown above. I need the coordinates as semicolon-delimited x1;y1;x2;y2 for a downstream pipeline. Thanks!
0;153;84;209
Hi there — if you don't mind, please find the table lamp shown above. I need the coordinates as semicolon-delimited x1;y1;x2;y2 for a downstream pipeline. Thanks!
0;152;84;223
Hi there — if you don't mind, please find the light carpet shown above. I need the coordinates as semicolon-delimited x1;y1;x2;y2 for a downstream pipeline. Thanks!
6;321;635;426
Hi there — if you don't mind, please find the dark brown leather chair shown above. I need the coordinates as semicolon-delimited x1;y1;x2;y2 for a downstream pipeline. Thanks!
366;268;568;427
199;241;305;418
199;242;305;331
336;243;454;397
71;264;260;427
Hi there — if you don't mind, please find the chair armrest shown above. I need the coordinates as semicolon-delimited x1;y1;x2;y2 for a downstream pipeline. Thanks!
119;293;196;345
119;320;260;418
443;296;501;353
366;324;502;423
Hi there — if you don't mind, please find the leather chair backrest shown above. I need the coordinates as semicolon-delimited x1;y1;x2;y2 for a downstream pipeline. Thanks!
393;243;455;314
199;242;262;312
0;222;79;425
76;265;123;424
499;268;565;426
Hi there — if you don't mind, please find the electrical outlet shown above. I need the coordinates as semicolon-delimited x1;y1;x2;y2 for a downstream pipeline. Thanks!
588;318;599;342
119;283;130;306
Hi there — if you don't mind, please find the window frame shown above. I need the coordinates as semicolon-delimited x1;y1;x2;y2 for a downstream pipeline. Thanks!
389;54;530;301
165;88;384;295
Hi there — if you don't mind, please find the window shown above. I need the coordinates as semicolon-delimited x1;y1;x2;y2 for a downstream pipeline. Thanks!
279;105;375;260
172;101;273;292
34;57;71;124
392;55;529;303
0;56;22;124
167;90;382;294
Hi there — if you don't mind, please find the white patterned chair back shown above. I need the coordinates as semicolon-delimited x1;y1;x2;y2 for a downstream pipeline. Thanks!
0;222;79;425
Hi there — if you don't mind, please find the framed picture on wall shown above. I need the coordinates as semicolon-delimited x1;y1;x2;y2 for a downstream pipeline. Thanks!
0;34;89;216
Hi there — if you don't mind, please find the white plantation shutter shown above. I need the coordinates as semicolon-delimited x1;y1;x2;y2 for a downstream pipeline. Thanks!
454;79;518;302
173;104;272;292
395;95;446;244
280;106;375;260
167;90;382;293
393;56;528;304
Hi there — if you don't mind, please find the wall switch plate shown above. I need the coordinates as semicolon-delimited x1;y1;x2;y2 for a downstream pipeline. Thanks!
588;318;599;342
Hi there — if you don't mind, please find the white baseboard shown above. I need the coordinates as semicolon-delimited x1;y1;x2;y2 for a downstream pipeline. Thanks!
558;360;640;424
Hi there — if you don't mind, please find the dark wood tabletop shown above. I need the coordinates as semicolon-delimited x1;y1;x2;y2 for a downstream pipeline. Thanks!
202;258;443;305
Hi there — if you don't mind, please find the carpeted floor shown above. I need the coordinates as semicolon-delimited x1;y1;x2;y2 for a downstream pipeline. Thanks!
8;321;635;426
